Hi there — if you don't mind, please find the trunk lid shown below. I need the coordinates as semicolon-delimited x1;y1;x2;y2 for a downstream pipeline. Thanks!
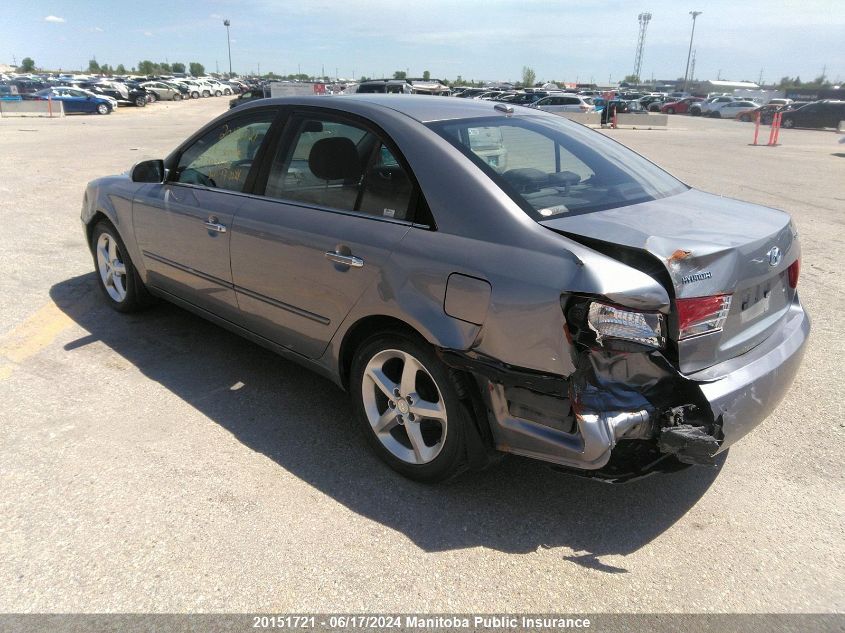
542;189;799;374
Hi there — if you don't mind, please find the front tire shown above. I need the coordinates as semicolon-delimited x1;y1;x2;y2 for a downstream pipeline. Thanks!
350;332;472;483
134;96;146;107
191;91;200;99
666;107;675;114
96;103;110;115
91;222;153;313
173;92;182;101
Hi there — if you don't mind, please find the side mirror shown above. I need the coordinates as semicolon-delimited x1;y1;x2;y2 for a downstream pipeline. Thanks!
131;159;165;183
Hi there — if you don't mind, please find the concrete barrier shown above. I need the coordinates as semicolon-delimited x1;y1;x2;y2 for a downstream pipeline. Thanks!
615;113;668;128
553;112;601;126
0;100;64;117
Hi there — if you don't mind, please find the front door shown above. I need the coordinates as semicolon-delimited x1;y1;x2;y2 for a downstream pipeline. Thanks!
229;111;417;359
133;108;277;320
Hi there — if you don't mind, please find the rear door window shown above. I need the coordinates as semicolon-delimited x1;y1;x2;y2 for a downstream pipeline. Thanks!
264;114;416;221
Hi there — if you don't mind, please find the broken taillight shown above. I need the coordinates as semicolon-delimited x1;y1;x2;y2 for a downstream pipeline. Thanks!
676;294;732;340
587;302;665;348
788;258;800;289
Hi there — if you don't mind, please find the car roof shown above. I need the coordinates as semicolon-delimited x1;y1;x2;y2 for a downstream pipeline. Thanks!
249;94;527;123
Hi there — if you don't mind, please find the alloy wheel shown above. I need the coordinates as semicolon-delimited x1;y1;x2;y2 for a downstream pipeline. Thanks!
361;349;448;465
96;232;128;302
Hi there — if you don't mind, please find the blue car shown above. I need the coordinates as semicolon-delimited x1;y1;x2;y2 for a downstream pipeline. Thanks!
27;88;113;115
0;84;23;101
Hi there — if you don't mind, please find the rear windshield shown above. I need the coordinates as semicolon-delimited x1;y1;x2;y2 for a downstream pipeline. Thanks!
428;115;688;219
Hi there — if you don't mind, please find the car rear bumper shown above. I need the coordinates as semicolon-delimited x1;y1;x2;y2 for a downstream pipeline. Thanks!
441;298;809;478
688;299;810;450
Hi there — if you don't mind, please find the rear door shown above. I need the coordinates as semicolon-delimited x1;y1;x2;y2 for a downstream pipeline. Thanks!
133;108;279;320
229;109;416;359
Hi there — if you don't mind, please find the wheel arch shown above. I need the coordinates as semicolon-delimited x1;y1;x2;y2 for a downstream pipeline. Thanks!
338;315;427;391
338;313;497;460
85;211;113;249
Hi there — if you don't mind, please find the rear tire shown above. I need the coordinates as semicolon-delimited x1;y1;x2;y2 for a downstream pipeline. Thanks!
148;92;158;103
214;90;222;97
782;117;795;128
90;221;154;313
191;91;200;99
740;114;751;122
350;331;473;483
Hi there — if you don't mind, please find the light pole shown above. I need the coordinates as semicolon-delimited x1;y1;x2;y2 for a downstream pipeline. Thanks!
682;11;702;93
223;19;232;77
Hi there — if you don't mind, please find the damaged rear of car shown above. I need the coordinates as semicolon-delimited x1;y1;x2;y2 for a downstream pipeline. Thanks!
427;111;809;482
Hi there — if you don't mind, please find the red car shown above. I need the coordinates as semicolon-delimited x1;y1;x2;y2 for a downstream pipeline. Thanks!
660;97;704;114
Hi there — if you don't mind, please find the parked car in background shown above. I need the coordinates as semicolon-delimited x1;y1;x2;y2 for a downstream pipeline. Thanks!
531;94;592;113
8;78;47;94
690;96;737;116
183;80;213;98
735;103;784;124
780;100;845;129
0;84;22;101
81;95;809;483
83;81;148;107
639;95;666;110
600;99;648;124
229;86;270;109
706;100;759;118
25;87;112;114
661;97;704;114
140;81;183;101
499;92;547;106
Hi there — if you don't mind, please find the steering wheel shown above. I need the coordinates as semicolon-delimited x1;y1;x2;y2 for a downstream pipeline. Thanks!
178;168;216;188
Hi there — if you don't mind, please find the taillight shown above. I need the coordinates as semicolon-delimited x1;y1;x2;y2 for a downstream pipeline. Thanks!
676;294;732;340
587;302;665;348
788;258;800;288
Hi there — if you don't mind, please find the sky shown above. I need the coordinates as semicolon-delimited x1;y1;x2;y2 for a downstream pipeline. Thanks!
2;0;843;84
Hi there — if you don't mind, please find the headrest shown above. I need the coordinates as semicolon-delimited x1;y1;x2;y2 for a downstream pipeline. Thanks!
308;137;361;181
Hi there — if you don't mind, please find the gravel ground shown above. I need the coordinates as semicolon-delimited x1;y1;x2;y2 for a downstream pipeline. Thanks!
0;100;842;613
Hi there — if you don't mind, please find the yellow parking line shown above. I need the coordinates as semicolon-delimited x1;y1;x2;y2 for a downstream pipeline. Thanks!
0;301;75;378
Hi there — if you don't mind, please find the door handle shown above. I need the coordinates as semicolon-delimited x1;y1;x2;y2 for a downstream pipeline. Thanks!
204;216;227;233
325;251;364;268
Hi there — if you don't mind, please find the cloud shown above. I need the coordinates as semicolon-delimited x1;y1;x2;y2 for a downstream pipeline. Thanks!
44;15;65;23
210;13;223;19
143;31;154;37
93;26;104;32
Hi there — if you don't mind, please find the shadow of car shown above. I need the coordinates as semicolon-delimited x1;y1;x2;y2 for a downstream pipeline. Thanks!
50;272;724;562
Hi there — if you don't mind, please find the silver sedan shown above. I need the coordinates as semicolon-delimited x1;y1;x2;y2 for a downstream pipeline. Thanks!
81;96;809;483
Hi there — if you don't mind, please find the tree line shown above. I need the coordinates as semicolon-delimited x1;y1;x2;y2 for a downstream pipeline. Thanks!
15;57;208;77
